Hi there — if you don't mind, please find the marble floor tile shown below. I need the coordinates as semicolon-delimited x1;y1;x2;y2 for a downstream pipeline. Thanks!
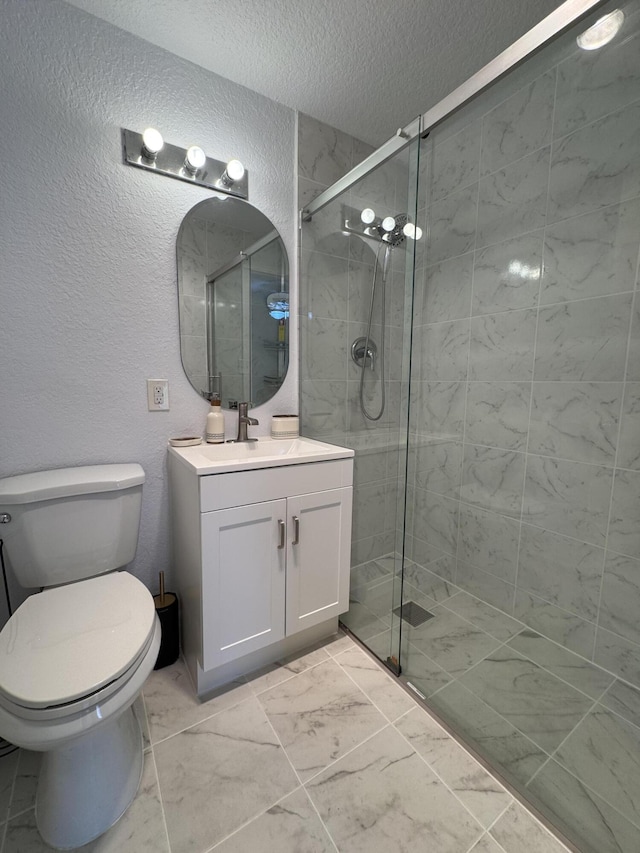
341;599;390;640
395;707;513;828
554;707;640;828
245;645;330;694
9;750;40;819
258;659;387;782
319;629;357;658
211;787;335;853
133;695;151;752
2;752;169;853
306;725;484;853
361;628;453;698
527;759;640;853
427;681;548;787
143;659;252;744
469;835;508;853
349;577;398;620
401;564;460;602
507;631;614;699
350;559;390;590
490;802;570;853
513;590;596;659
0;748;18;824
459;647;593;753
335;646;416;722
407;608;502;677
600;679;640;729
439;592;524;641
154;696;299;853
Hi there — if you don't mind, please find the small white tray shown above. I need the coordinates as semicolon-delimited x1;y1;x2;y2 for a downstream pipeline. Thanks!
169;437;202;447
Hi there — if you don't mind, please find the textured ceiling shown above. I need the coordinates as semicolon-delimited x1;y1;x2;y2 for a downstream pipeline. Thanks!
64;0;565;144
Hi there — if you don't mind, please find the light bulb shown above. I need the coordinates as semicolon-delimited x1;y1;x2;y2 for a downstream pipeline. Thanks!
414;227;423;240
220;159;245;186
141;127;163;160
577;9;624;50
361;208;375;225
403;223;416;239
184;145;206;174
382;216;396;233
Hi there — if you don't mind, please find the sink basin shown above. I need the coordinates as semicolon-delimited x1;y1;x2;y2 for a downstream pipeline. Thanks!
168;436;354;474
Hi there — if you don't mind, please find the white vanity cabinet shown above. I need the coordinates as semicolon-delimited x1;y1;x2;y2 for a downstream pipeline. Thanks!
201;485;351;669
168;442;353;696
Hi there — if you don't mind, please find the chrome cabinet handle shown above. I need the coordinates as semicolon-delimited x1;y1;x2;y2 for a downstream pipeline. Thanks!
277;519;285;549
292;515;300;545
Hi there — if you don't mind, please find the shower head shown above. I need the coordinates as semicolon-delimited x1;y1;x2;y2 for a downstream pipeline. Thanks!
381;213;407;247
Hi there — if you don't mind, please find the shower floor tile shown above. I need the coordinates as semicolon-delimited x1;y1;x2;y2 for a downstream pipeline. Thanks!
458;646;593;753
427;680;549;787
507;630;615;699
408;607;503;677
438;591;525;642
526;758;640;853
553;706;640;829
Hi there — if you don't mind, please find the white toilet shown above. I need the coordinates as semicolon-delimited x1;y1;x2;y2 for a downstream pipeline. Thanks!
0;464;161;849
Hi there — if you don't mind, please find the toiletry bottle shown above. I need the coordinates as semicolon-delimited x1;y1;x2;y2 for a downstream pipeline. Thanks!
278;318;285;343
206;398;225;443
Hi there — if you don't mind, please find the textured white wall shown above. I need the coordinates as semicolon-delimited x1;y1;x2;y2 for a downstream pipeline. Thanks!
0;0;297;606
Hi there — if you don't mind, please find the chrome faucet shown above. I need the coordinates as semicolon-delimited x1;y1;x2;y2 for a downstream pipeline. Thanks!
229;402;259;443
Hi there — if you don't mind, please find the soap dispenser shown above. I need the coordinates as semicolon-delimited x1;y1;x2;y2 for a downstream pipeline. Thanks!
206;397;225;443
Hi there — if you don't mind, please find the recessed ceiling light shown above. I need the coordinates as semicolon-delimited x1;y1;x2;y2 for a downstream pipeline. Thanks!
577;9;624;50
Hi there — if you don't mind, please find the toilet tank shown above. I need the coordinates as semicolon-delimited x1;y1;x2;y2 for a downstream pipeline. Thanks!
0;464;145;589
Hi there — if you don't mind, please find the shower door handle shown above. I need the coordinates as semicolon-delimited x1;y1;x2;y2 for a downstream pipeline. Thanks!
292;516;300;545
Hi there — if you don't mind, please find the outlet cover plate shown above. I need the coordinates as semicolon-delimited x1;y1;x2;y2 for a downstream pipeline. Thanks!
147;379;169;411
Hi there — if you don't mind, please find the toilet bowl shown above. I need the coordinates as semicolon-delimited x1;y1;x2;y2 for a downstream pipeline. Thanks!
0;464;160;849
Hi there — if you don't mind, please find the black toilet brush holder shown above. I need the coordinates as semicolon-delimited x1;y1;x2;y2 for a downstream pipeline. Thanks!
153;571;179;670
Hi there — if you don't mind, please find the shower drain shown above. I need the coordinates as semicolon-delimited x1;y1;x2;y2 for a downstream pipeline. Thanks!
392;601;435;628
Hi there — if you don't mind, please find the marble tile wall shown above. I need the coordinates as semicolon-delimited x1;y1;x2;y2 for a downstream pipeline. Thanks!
298;112;412;565
407;26;640;686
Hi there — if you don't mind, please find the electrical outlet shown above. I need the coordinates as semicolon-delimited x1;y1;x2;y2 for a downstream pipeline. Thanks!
147;379;169;411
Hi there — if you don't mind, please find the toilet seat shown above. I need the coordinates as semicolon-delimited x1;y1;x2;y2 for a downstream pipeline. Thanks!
0;572;156;712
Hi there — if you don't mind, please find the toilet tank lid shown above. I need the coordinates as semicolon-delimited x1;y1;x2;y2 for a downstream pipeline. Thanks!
0;464;145;504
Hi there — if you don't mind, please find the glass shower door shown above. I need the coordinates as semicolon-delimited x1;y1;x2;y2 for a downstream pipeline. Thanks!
299;133;421;674
399;3;640;851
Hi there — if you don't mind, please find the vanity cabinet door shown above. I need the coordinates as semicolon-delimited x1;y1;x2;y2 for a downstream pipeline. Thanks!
201;499;287;670
285;487;352;636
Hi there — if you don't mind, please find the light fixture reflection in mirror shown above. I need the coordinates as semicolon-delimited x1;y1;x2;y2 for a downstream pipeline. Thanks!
176;196;289;408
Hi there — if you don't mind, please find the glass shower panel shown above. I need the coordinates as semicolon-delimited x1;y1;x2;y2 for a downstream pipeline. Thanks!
299;136;420;671
401;2;640;851
208;263;247;405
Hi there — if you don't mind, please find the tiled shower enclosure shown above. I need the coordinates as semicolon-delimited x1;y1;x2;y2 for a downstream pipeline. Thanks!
300;1;640;851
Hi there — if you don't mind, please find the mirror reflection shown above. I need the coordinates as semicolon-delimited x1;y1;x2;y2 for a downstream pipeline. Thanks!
176;196;289;407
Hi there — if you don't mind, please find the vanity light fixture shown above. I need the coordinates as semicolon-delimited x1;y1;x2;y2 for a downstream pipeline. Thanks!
219;159;245;187
141;127;163;161
360;208;376;225
381;216;396;233
122;128;249;199
184;145;206;175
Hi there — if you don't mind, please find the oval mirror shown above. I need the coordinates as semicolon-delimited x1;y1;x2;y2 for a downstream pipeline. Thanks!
177;196;289;408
